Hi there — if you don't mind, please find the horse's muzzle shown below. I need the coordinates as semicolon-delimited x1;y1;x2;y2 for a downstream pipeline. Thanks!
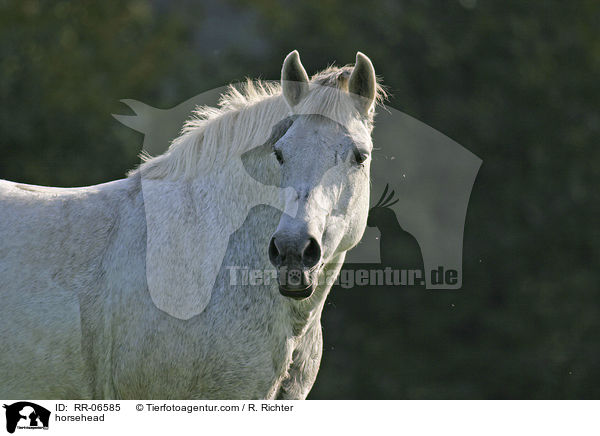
269;231;322;300
278;283;315;300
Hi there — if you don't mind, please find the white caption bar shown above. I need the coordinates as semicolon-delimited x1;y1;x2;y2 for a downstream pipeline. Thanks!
0;400;598;435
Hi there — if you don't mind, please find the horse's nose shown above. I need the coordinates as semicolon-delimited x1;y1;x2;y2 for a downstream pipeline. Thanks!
268;232;322;269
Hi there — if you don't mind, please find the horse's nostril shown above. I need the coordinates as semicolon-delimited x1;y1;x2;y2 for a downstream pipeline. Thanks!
302;237;321;268
268;237;281;267
270;233;320;269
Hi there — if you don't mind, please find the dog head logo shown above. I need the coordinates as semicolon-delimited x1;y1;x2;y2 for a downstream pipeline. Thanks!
3;402;50;434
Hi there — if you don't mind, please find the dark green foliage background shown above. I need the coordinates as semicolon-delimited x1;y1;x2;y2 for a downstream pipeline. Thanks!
1;0;598;398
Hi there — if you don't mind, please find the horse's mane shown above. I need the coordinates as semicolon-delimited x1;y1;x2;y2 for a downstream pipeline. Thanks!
132;66;386;180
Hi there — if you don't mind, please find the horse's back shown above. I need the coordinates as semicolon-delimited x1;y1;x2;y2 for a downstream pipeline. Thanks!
0;179;125;292
0;178;138;398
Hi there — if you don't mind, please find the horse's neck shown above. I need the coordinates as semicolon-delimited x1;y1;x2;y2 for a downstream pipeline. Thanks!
136;157;334;325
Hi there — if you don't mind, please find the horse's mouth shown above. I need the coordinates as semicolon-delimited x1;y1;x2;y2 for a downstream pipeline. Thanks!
276;266;318;300
278;283;315;300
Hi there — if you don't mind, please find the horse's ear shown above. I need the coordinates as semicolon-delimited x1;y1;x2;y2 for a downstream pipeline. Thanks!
281;50;309;108
348;52;377;114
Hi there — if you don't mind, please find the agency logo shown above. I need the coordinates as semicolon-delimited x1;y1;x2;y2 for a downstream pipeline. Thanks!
114;79;481;318
2;402;50;434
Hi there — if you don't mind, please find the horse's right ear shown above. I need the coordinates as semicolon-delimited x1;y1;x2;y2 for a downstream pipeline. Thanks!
281;50;309;108
348;52;377;114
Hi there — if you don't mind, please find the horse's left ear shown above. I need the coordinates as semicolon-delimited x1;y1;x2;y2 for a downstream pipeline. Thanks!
348;52;377;114
281;50;309;108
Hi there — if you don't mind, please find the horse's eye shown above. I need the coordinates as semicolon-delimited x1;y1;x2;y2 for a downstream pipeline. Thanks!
273;148;284;165
353;149;369;166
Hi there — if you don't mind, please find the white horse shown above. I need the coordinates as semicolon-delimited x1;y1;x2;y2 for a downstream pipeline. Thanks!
0;51;383;399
